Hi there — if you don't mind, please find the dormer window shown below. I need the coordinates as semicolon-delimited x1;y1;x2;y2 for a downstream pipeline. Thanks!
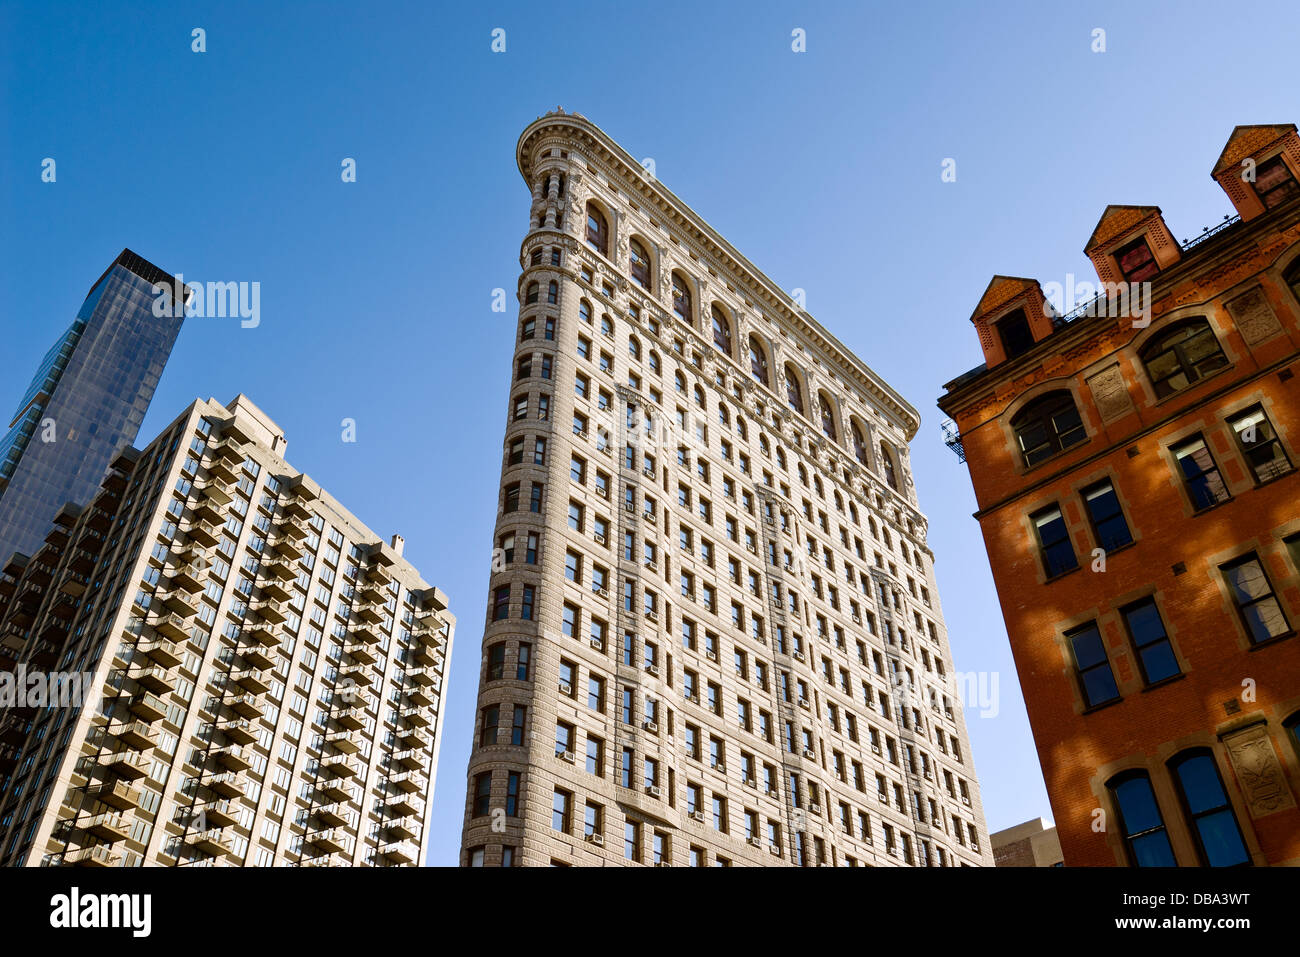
1114;236;1159;282
996;309;1034;359
1253;155;1299;210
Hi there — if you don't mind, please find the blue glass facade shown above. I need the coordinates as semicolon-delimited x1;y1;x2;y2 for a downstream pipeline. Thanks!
0;249;184;564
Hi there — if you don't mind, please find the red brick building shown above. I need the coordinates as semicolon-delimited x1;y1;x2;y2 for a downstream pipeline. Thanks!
939;124;1300;866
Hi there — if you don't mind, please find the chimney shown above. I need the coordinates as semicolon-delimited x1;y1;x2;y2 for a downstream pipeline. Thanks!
390;534;405;557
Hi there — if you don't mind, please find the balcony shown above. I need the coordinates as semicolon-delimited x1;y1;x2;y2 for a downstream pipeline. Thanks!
226;693;264;718
158;589;198;618
211;746;252;771
232;669;271;695
362;562;393;586
192;498;224;525
326;730;363;754
249;600;288;625
261;557;297;581
183;519;221;547
338;665;373;688
322;755;361;779
350;621;380;645
332;707;365;731
378;841;418;865
393;748;428;772
130;663;176;695
92;780;141;811
384;819;417;842
219;718;258;746
300;853;347;867
343;641;377;664
402;685;433;708
358;580;386;603
139;636;183;667
405;666;436;687
151;612;191;643
206;771;246;799
197;478;234;507
266;533;304;559
353;601;384;624
188;829;232;857
198;800;240;829
398;726;429;750
318;779;359;804
410;643;439;668
315;804;349;828
258;578;292;602
168;562;207;593
239;644;277;669
206;457;239;484
128;692;168;723
84;812;130;842
99;751;150;780
388;795;423;819
70;845;121;867
388;770;423;794
399;707;430;729
245;619;280;647
307;829;347;854
115;721;156;751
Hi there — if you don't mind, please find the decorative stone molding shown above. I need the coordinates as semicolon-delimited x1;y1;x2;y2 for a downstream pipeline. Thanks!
1224;286;1284;346
1086;364;1136;424
1220;722;1296;818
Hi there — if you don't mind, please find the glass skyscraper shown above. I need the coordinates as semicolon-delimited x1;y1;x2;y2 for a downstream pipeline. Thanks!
0;249;185;565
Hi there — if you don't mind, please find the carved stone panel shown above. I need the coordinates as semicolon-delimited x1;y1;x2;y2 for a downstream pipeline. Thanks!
1225;286;1283;346
1085;364;1135;423
1221;723;1296;818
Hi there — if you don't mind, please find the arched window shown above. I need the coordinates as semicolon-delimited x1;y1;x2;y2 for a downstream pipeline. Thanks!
736;418;747;440
547;281;558;305
578;299;592;324
525;282;539;305
819;392;838;443
648;351;659;374
1287;260;1300;304
748;335;769;387
776;447;786;469
852;422;869;467
1168;750;1250;867
784;365;804;415
718;404;730;426
694;385;705;409
629;238;651;289
1107;770;1177;866
586;203;608;256
673;274;692;323
880;443;898;490
1010;391;1086;468
1140;319;1229;398
629;336;641;359
674;372;686;394
712;306;733;357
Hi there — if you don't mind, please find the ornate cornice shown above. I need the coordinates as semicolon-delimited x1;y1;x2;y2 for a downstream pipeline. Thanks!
517;112;921;439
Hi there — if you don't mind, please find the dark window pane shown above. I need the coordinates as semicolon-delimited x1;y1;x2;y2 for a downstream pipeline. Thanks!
1083;482;1132;551
1172;754;1250;867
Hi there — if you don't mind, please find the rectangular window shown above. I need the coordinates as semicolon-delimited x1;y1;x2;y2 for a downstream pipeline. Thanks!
1228;406;1292;484
1220;553;1291;644
1067;622;1120;707
1082;480;1133;552
1031;505;1077;578
1171;436;1230;511
1121;599;1181;684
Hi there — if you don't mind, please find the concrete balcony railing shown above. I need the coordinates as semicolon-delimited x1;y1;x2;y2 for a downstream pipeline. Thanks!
378;840;419;865
91;779;141;811
70;845;121;867
115;720;157;751
84;812;130;842
98;751;150;780
139;637;183;668
127;692;169;723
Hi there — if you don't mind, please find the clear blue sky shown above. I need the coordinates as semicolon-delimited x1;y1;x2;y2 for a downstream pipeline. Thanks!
4;0;1298;866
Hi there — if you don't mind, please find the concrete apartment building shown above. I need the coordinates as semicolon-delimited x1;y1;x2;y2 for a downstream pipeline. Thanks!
939;124;1300;866
991;817;1063;867
460;110;992;867
0;395;453;866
